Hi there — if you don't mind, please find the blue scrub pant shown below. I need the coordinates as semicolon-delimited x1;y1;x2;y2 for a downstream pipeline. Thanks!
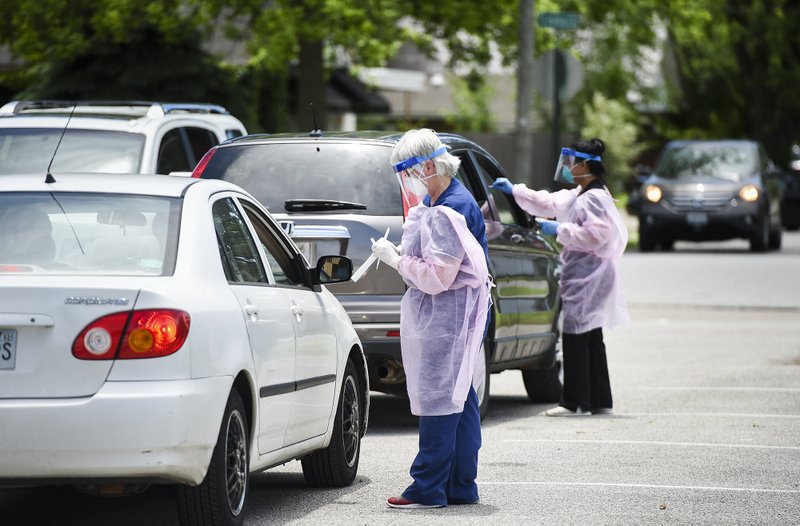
401;387;481;506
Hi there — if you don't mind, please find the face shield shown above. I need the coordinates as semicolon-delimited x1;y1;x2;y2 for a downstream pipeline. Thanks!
392;146;448;208
553;147;602;185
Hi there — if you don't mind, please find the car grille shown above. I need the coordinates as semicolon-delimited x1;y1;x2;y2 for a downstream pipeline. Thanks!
667;190;733;210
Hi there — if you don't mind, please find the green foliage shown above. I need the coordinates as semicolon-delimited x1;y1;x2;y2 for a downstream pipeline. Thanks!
581;92;643;192
443;71;495;132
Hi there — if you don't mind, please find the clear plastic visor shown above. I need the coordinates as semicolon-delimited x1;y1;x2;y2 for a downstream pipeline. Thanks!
553;147;601;184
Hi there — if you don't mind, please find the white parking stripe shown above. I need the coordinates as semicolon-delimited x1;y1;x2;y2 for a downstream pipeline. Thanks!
612;412;800;419
478;481;800;494
636;386;800;393
503;439;800;451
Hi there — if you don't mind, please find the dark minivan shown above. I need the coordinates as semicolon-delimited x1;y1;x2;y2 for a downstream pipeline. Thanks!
193;132;562;416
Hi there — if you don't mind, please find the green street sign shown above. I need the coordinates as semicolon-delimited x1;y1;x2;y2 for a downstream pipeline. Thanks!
537;12;579;30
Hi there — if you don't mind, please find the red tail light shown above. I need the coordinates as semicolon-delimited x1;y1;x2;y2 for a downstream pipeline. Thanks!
386;330;400;338
73;309;190;360
191;148;216;178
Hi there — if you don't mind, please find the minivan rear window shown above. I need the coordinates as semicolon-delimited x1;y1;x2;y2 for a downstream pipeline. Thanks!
201;142;402;215
0;128;144;174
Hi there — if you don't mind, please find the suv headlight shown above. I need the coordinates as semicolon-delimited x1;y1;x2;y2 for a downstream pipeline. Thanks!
739;184;759;202
644;185;662;203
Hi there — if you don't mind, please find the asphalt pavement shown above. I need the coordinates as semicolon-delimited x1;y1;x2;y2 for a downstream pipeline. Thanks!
3;229;799;526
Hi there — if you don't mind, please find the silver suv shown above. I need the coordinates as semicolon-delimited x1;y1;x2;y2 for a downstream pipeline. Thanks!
193;132;563;416
0;100;247;175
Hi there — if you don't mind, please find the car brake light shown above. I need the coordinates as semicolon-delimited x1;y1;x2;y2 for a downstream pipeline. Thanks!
73;309;190;360
191;148;216;178
386;330;400;337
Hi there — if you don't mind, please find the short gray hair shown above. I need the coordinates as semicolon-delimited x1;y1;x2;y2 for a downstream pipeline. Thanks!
390;128;460;178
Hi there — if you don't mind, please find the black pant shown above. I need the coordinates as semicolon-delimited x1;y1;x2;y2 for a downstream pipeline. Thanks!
561;328;612;412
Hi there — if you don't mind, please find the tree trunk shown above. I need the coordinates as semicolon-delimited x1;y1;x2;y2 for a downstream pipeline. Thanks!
296;39;327;132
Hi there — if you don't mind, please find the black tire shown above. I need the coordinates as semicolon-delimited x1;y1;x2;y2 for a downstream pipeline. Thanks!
302;359;362;487
477;341;491;420
750;214;769;252
769;222;782;250
521;361;562;402
177;389;249;526
638;227;656;252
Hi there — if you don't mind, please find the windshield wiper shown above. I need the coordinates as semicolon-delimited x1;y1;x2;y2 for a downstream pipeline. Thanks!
284;199;367;212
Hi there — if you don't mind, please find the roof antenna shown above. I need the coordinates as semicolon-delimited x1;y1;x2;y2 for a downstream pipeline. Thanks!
309;103;323;137
45;103;77;183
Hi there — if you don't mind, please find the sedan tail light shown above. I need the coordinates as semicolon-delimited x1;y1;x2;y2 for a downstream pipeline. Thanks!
73;309;190;360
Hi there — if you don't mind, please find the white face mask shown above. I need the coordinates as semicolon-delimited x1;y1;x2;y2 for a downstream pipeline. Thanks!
405;176;428;198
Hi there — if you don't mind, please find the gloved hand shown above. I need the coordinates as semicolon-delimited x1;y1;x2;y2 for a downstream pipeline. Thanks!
539;220;560;236
490;177;514;195
371;237;401;269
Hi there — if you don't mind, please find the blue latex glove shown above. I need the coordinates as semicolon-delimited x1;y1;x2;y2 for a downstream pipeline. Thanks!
539;220;560;236
490;177;514;195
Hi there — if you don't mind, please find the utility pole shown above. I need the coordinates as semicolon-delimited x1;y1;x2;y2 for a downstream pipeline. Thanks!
514;0;535;186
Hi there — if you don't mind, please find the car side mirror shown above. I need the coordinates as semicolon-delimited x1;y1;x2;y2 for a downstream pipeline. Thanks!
314;255;352;284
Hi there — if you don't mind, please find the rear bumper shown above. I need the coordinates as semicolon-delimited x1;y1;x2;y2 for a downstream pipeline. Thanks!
0;376;231;486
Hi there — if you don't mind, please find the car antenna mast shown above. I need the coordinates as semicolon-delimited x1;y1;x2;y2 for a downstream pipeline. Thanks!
45;103;78;183
309;103;323;137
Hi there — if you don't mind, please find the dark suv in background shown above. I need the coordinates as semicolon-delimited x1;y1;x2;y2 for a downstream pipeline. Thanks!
193;132;562;416
628;140;783;252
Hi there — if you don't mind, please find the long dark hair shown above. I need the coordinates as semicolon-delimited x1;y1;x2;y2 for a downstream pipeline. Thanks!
571;137;606;178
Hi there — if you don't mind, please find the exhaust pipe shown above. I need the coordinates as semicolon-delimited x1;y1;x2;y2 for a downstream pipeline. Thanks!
376;358;405;384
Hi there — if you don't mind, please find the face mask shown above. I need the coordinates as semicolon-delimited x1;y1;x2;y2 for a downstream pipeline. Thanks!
560;166;575;184
405;176;429;198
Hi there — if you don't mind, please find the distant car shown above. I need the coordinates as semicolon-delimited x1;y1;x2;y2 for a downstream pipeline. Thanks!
0;100;247;175
781;145;800;230
0;173;367;526
192;131;564;417
629;140;783;252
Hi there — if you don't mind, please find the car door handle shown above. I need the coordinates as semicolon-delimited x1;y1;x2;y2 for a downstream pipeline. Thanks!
291;305;303;321
511;233;524;244
244;304;258;321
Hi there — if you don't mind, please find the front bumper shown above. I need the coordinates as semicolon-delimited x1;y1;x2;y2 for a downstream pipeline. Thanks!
0;376;231;486
639;199;763;241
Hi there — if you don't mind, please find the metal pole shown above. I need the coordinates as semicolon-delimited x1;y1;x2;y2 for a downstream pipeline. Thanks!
552;46;561;187
514;0;535;186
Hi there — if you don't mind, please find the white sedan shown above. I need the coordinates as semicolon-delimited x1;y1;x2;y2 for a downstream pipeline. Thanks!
0;173;368;526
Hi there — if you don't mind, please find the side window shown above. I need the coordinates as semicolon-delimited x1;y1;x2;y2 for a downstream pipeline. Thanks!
453;151;485;206
212;198;267;284
472;153;519;225
185;127;219;165
240;201;304;287
157;129;191;174
226;129;244;140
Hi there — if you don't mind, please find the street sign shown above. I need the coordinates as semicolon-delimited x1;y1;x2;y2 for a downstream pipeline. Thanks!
533;49;584;102
537;12;579;30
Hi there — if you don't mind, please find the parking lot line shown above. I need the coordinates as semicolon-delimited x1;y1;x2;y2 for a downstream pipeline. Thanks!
637;386;800;393
610;411;800;419
477;481;800;494
503;439;800;451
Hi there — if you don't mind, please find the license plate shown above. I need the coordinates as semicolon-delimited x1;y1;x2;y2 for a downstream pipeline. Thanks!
0;329;17;370
686;212;708;225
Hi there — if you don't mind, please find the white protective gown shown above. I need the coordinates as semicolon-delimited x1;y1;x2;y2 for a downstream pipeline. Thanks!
396;204;491;416
512;183;630;334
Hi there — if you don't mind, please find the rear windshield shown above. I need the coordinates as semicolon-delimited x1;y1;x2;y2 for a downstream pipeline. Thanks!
0;192;180;276
202;142;402;215
655;143;757;181
0;128;145;174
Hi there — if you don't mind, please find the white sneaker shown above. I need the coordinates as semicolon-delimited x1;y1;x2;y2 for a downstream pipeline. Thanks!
543;406;592;417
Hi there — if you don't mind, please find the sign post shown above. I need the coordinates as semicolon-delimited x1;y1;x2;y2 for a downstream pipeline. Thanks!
537;12;579;185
